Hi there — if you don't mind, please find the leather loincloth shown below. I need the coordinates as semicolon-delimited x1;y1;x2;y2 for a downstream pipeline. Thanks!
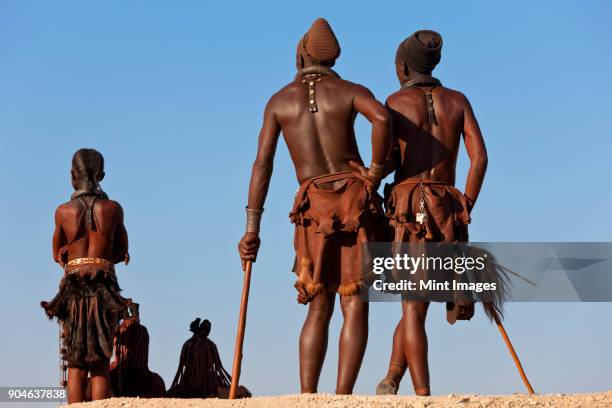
41;259;131;368
385;178;470;243
289;170;385;304
385;178;474;322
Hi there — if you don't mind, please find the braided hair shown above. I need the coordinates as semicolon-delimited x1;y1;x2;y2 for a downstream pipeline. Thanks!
115;318;150;370
168;318;232;398
72;148;104;191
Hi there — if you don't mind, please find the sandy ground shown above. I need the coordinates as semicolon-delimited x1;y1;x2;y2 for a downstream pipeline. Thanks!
71;391;612;408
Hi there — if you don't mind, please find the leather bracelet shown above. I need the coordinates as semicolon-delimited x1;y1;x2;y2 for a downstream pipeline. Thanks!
465;195;475;211
246;207;264;233
367;162;386;182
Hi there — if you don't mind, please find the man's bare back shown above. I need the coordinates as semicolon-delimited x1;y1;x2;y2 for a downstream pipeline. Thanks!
268;76;386;183
387;85;487;203
243;67;390;213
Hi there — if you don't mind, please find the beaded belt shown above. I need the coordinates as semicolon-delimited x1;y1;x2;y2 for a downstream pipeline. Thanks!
67;257;110;266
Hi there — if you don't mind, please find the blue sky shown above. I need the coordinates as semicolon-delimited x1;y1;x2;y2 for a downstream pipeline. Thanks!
0;0;611;396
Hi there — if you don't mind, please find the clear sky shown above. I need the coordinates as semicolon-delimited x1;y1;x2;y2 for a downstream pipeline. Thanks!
1;0;611;397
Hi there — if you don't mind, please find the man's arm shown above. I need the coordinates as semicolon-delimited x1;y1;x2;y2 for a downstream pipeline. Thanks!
462;95;488;211
238;98;281;267
113;203;129;265
52;207;67;265
383;138;401;178
382;100;404;178
353;85;392;176
246;99;282;211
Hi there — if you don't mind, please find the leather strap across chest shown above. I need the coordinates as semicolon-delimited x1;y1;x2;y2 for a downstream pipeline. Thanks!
401;74;443;126
70;189;108;233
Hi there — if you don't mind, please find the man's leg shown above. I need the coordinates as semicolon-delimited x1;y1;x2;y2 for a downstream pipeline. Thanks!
299;291;335;393
67;367;87;403
90;361;111;400
336;295;368;395
376;318;408;394
401;301;430;396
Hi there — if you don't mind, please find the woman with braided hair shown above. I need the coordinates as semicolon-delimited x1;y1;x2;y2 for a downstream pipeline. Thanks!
41;148;132;403
110;304;166;398
168;318;250;399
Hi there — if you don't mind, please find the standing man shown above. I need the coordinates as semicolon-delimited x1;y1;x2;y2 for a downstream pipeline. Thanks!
41;148;132;403
375;30;488;396
237;18;391;394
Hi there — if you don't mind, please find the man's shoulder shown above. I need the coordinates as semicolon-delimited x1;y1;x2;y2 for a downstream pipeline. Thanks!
323;78;376;102
385;88;422;108
386;86;470;106
438;86;468;99
340;79;372;95
265;81;301;109
271;77;358;94
385;89;405;106
273;80;303;97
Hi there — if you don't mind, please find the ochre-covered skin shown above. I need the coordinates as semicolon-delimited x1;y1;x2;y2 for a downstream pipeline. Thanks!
238;19;392;395
376;31;488;396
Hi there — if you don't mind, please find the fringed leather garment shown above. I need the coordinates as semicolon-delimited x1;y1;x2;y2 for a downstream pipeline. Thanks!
384;178;507;322
41;189;131;373
41;259;131;368
290;171;386;304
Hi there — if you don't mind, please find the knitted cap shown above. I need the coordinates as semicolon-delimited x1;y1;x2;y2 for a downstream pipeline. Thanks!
396;30;443;73
300;18;341;63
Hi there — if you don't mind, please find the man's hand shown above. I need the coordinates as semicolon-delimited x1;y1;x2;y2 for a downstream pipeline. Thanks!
464;194;475;215
238;232;261;271
349;160;381;189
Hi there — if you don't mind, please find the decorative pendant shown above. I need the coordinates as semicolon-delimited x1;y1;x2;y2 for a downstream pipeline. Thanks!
425;92;438;125
308;81;317;112
300;73;326;113
416;210;427;225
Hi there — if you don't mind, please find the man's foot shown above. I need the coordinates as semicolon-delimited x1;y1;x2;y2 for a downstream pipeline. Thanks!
376;378;398;395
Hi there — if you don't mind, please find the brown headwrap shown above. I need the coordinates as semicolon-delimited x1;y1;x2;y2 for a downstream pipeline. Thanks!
396;30;443;73
298;18;341;65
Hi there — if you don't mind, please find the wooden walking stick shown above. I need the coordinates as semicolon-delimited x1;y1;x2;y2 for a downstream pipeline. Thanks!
229;260;253;399
486;303;535;394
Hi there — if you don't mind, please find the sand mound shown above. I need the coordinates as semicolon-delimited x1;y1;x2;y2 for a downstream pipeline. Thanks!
71;391;612;408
